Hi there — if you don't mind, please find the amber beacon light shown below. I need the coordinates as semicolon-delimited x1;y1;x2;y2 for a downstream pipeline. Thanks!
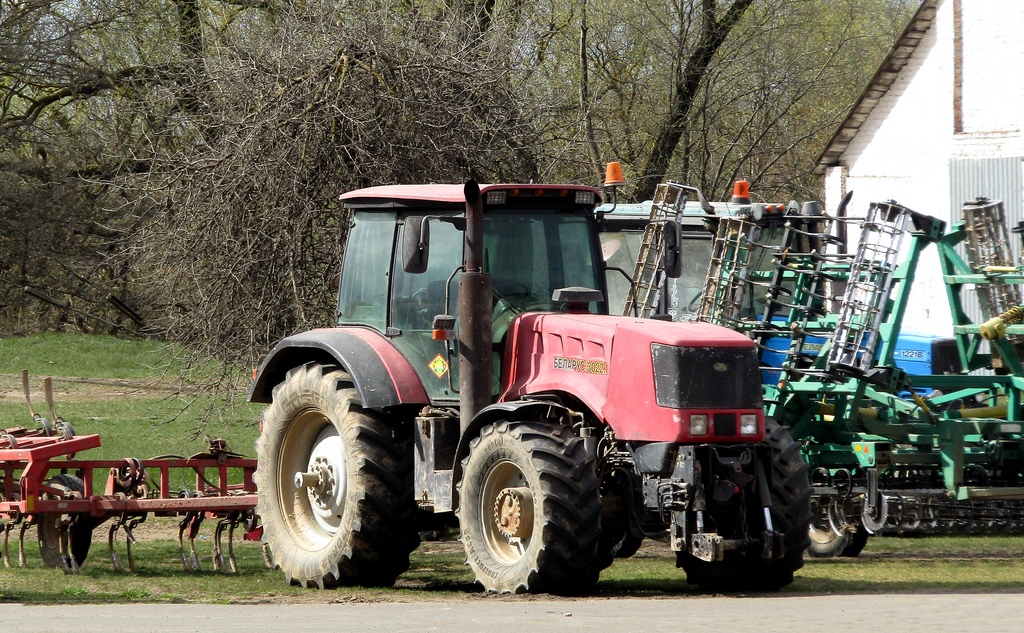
604;162;625;187
731;180;751;204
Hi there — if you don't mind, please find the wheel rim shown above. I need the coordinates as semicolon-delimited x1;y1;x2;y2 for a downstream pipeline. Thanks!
808;521;846;547
809;498;848;552
479;459;534;565
278;409;346;550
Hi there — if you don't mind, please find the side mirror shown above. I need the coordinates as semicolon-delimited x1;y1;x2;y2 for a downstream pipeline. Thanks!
402;216;430;274
662;220;683;279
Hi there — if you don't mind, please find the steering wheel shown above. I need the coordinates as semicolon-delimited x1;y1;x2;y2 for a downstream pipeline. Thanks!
687;289;703;309
491;289;520;343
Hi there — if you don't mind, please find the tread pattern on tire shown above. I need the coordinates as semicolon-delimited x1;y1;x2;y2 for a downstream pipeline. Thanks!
458;420;603;594
752;417;813;588
255;362;419;588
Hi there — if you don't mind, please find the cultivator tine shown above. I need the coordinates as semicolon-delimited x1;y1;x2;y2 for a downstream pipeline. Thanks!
178;513;203;571
2;520;15;567
124;516;144;573
44;378;76;440
17;521;29;567
213;518;228;571
227;518;240;572
59;522;80;575
21;370;52;436
213;513;245;572
109;521;125;572
107;514;144;573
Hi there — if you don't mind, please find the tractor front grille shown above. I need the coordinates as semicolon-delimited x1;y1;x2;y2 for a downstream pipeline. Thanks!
651;344;762;410
713;413;737;436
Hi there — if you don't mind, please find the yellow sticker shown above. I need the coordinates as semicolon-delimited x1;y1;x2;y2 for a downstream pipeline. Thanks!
429;354;449;378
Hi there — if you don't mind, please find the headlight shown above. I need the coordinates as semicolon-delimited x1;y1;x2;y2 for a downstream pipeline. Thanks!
740;414;759;436
690;414;708;436
575;190;596;205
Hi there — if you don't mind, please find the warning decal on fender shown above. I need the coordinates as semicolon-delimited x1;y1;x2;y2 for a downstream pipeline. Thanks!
552;356;608;375
429;354;449;378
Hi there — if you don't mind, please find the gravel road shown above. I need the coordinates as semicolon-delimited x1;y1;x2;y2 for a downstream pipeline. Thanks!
5;593;1022;633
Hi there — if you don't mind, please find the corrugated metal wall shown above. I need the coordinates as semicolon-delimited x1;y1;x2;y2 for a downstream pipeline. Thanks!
948;156;1024;324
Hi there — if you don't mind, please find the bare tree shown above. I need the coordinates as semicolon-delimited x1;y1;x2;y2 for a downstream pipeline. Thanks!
110;2;543;377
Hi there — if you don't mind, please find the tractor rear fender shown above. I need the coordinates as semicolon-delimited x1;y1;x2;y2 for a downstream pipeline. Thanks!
248;328;429;409
451;398;580;510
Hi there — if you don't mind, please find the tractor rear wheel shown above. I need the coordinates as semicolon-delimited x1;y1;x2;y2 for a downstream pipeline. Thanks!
37;474;92;569
255;362;419;588
457;420;602;594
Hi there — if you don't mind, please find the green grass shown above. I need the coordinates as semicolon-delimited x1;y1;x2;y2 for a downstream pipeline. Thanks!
1;535;1023;604
0;333;260;477
0;333;184;380
0;396;260;459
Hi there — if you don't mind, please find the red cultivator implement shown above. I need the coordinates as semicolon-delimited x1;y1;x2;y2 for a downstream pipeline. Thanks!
1;371;262;574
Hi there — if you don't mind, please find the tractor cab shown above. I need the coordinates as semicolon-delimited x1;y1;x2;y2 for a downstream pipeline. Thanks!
336;184;607;402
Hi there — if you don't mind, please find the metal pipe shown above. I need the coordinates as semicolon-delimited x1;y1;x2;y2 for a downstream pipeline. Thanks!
460;181;493;431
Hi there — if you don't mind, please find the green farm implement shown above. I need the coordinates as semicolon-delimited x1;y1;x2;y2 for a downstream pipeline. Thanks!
698;195;1024;556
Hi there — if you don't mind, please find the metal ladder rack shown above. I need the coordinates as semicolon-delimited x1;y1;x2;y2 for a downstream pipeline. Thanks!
826;201;912;378
962;198;1023;341
623;182;689;317
754;210;844;383
697;215;771;328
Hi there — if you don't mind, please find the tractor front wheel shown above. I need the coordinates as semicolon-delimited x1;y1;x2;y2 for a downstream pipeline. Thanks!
742;418;812;589
255;362;419;588
678;419;811;590
457;420;602;594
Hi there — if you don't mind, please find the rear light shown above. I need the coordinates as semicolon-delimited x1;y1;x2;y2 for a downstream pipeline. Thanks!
575;190;596;205
689;414;708;436
740;414;759;436
485;191;507;205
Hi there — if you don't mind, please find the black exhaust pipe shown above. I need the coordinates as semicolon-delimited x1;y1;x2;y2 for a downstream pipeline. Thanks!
459;181;493;432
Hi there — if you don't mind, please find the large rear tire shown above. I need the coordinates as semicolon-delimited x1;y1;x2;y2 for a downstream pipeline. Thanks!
457;420;602;594
255;362;419;588
37;474;92;569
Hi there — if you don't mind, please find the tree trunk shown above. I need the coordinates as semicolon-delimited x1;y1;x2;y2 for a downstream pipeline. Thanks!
634;0;754;201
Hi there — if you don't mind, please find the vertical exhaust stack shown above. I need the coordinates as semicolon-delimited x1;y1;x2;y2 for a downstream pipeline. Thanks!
459;181;493;432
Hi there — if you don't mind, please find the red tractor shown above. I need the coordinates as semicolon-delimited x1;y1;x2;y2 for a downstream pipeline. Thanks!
249;181;811;593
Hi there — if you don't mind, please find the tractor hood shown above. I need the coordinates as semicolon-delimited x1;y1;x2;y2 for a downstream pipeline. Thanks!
499;312;763;443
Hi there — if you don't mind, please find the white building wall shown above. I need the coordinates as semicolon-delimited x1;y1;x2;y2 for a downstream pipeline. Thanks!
824;0;1024;336
960;0;1024;141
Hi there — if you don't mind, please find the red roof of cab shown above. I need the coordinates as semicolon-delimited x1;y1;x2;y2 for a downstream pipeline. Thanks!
339;184;600;204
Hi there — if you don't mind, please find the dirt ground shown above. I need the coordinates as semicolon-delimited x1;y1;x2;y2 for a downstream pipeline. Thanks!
0;373;185;405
